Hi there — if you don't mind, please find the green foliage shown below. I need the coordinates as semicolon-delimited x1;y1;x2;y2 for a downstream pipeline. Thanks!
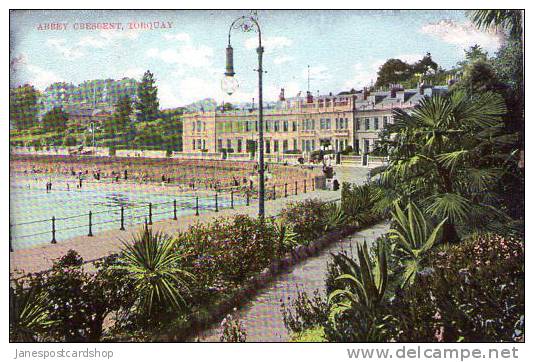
469;10;523;41
42;107;69;133
12;250;135;342
389;201;445;287
290;326;327;342
136;70;160;123
340;182;383;226
271;218;299;257
9;283;53;342
375;53;442;89
279;199;330;243
322;202;348;232
116;226;193;319
386;233;524;342
326;239;389;341
281;289;329;336
375;90;509;242
10;84;39;130
62;134;77;147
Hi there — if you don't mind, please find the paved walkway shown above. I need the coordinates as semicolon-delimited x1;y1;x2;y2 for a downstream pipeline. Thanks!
10;166;370;275
194;221;390;342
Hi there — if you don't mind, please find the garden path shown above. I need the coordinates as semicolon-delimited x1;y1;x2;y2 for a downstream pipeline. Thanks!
194;221;390;342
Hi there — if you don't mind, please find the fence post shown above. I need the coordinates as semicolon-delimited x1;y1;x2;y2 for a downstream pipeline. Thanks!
246;192;250;206
148;203;153;225
304;179;307;193
195;196;199;216
284;183;288;198
215;193;219;212
231;191;234;209
273;185;276;200
88;212;93;237
144;217;148;228
173;200;177;220
120;207;125;231
51;216;57;243
312;178;315;191
295;180;298;195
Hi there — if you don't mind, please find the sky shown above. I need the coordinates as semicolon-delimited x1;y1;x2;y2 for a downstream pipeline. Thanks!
10;10;504;108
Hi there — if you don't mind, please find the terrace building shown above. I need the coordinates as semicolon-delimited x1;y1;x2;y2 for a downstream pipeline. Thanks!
182;84;448;157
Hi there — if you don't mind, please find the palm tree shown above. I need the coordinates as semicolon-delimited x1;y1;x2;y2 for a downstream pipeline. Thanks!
10;284;53;342
376;90;508;242
117;226;194;319
469;10;523;41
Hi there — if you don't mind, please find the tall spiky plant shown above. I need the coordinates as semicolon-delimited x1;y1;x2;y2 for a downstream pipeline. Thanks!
388;201;446;288
10;284;53;342
327;239;388;341
116;226;194;319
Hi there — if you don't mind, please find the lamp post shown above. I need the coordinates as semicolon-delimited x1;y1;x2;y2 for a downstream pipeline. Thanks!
222;15;265;218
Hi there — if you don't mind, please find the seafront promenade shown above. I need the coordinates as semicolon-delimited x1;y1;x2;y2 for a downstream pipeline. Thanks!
10;166;369;275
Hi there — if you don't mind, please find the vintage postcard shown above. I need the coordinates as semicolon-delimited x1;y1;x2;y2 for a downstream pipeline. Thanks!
7;5;526;360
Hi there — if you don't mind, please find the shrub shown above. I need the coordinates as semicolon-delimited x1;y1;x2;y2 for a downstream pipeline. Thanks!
279;199;330;243
341;182;383;227
385;233;524;342
178;215;278;289
115;227;194;321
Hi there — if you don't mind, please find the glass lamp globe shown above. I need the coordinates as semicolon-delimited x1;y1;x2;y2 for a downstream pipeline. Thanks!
221;75;239;96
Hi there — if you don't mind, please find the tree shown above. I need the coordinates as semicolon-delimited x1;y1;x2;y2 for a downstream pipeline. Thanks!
136;70;159;123
412;52;438;75
375;91;509;243
104;96;133;141
375;59;411;87
42;107;68;132
10;84;39;130
469;10;523;41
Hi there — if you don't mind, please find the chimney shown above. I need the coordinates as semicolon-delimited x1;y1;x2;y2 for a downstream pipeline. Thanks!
279;88;285;102
306;91;314;104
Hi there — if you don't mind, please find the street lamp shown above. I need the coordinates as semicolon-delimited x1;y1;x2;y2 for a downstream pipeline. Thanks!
223;15;265;218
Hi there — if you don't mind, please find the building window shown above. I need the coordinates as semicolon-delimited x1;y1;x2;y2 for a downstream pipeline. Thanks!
283;120;288;132
283;140;288;152
197;139;202;150
245;121;250;132
274;140;279;152
320;119;325;130
293;139;297;150
354;139;359;154
355;118;360;130
237;139;242;153
383;116;388;125
192;140;196;150
326;118;331;129
311;140;315;151
227;139;232;150
374;117;379;130
274;121;280;132
218;139;223;150
292;121;297;132
365;118;370;130
266;140;271;154
202;139;206;150
192;122;196;132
